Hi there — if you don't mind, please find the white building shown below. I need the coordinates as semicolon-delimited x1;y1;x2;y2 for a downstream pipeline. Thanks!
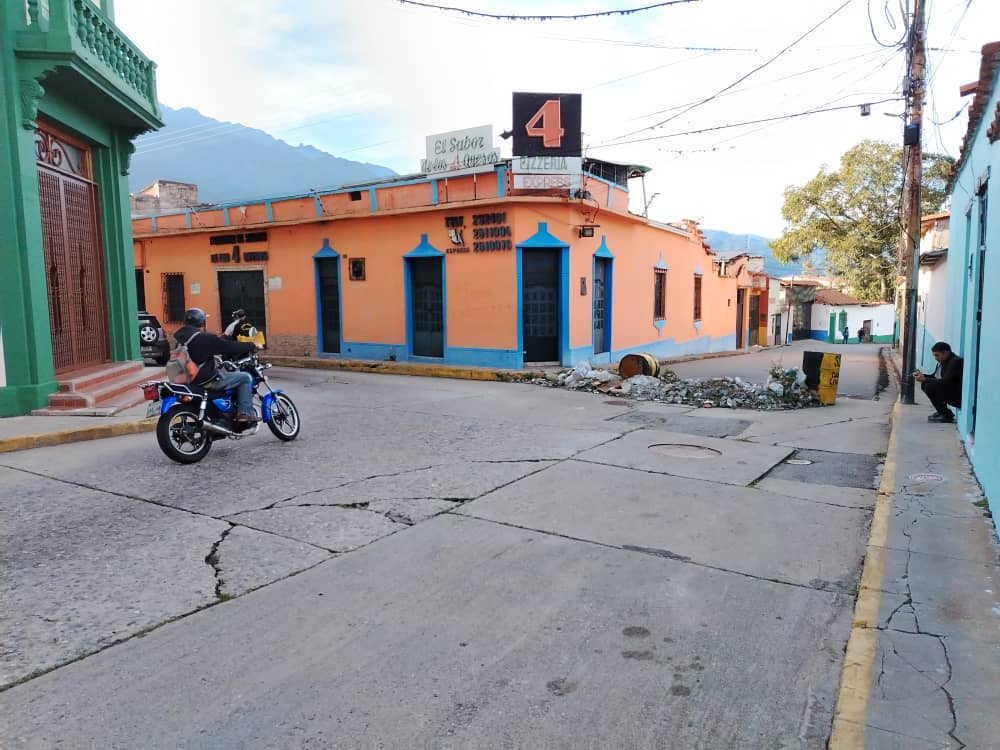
809;288;896;344
917;213;949;371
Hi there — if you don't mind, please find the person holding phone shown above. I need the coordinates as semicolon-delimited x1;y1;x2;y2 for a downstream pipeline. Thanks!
914;341;964;423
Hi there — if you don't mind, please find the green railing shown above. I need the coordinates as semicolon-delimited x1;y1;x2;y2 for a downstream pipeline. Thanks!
19;0;158;116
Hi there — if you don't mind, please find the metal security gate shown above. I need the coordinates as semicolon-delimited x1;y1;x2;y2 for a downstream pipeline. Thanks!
522;250;560;363
316;258;341;354
593;258;610;356
409;257;444;358
37;155;110;374
748;292;760;346
218;270;266;339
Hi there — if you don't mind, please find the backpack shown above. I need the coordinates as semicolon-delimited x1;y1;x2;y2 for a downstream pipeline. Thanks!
165;331;202;385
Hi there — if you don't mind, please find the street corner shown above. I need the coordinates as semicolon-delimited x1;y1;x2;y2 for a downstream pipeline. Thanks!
0;417;156;454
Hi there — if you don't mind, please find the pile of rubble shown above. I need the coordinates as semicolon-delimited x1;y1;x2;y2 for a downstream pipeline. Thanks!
531;362;821;410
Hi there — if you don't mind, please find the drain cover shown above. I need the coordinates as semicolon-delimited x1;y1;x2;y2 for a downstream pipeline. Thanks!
786;459;814;465
604;400;630;406
908;473;945;483
648;443;722;459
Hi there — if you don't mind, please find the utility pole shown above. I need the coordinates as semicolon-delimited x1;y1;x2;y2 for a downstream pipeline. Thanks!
899;0;926;404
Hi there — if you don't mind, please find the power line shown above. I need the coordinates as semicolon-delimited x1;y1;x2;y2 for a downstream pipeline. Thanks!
614;0;857;140
868;0;907;47
590;97;903;151
395;0;698;21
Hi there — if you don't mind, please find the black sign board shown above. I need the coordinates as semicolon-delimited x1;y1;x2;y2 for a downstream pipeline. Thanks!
512;92;581;157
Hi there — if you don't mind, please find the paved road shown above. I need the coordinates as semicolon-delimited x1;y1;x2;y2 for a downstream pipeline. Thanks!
0;349;891;748
671;341;888;399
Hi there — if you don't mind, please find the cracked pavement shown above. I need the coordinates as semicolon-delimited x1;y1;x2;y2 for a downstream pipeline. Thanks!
861;388;1000;750
0;348;942;748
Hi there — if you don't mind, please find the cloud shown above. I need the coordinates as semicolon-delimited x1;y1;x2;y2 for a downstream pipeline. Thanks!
114;0;1000;236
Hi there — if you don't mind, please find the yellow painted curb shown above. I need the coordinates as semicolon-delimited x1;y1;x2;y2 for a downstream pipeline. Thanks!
828;400;900;749
0;418;157;454
265;356;545;382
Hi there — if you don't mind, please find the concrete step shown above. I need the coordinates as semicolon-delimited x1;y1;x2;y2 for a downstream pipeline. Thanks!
56;361;145;393
34;363;164;416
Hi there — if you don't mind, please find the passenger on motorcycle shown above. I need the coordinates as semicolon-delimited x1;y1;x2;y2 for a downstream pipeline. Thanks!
175;307;262;424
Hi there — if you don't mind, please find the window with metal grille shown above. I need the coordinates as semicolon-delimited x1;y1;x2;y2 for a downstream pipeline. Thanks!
693;276;703;321
162;273;185;322
653;269;667;320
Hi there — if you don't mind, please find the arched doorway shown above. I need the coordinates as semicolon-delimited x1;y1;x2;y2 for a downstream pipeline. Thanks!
35;124;111;373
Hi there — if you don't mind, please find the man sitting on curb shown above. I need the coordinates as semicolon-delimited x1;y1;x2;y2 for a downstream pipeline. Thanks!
914;341;964;423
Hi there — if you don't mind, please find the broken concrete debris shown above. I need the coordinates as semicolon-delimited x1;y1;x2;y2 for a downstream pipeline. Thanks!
532;362;821;410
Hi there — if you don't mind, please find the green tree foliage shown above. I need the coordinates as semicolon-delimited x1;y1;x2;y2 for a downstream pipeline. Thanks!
771;140;953;302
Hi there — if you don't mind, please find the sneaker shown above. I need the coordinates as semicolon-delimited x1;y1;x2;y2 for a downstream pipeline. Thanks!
928;413;954;423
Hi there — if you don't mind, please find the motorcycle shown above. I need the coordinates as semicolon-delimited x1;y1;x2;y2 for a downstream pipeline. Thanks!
140;352;300;464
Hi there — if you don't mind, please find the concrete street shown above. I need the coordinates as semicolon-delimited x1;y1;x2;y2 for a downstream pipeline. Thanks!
0;349;893;748
670;341;888;400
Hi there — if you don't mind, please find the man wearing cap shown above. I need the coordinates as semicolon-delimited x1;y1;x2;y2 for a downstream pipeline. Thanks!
175;307;261;424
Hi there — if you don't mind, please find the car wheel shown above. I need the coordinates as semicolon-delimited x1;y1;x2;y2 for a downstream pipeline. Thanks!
139;324;158;344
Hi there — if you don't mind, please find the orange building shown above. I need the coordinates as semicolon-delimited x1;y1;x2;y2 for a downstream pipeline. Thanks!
132;159;738;368
712;252;770;349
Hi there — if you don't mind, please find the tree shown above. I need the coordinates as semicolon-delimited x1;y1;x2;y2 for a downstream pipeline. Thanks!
771;140;953;302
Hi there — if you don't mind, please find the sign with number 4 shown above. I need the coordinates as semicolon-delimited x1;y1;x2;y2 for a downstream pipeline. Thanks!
512;92;582;157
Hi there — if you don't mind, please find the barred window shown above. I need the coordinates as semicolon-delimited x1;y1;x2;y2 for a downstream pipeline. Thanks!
693;276;703;322
162;273;185;322
653;269;667;320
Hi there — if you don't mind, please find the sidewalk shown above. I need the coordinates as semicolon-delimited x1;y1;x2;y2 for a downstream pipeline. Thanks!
831;387;1000;748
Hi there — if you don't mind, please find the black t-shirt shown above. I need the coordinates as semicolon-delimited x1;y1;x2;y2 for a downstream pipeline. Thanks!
175;325;255;384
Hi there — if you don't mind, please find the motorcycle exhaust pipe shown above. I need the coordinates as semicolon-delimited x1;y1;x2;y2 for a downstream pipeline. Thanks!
202;420;260;438
202;421;239;438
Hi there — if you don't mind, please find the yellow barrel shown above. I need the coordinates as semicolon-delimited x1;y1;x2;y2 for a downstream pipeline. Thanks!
618;353;661;379
816;353;841;405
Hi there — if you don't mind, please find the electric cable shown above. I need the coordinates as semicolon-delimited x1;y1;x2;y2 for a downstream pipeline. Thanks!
615;0;856;140
395;0;698;21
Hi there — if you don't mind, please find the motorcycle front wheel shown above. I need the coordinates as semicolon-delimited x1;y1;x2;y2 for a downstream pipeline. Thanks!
266;393;300;441
157;405;212;463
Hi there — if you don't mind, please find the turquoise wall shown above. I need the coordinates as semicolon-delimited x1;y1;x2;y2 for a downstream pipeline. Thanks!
945;63;1000;515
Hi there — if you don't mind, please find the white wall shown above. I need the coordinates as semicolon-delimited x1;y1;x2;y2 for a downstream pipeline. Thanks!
811;303;896;341
917;259;949;371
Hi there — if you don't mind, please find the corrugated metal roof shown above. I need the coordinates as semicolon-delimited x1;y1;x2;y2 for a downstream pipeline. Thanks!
814;288;861;306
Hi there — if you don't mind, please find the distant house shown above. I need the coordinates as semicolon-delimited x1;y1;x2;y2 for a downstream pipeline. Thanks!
131;180;206;218
943;41;1000;509
808;288;895;343
917;212;949;372
712;252;769;348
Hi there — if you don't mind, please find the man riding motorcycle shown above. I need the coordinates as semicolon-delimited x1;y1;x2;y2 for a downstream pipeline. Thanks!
174;307;262;424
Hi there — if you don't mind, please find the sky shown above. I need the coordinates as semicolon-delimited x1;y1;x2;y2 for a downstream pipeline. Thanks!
114;0;998;238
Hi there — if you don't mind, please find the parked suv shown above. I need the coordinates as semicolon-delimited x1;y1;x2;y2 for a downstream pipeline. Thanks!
138;311;170;365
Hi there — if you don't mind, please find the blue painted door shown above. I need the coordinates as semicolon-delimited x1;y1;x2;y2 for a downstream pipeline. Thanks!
522;250;559;362
316;258;341;354
410;257;443;358
593;258;610;355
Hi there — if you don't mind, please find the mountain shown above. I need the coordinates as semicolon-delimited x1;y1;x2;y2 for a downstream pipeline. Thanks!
129;105;396;205
700;228;812;278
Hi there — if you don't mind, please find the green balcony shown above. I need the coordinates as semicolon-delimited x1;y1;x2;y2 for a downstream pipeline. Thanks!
14;0;161;130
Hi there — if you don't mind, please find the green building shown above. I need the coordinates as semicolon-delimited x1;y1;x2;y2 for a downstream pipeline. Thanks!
0;0;161;415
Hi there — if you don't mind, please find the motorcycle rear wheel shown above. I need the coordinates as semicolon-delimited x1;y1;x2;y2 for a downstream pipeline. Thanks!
266;393;300;441
157;405;212;463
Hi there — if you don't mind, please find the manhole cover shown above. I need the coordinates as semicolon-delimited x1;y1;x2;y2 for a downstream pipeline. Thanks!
648;443;722;459
786;459;814;465
908;473;945;483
